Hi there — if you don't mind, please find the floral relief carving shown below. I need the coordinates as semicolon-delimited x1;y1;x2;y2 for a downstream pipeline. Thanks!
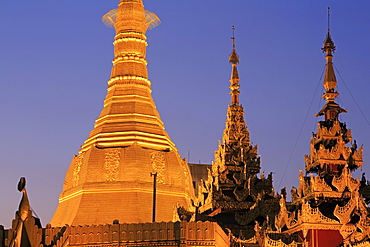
104;149;120;182
73;154;84;187
150;151;166;184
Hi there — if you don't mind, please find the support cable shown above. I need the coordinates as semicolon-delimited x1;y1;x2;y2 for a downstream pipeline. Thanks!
277;66;326;190
334;65;370;127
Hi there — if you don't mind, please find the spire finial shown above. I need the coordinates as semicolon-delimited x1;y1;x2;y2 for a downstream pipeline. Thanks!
322;7;335;55
316;8;347;120
327;7;331;34
229;26;239;64
231;26;236;49
229;26;240;105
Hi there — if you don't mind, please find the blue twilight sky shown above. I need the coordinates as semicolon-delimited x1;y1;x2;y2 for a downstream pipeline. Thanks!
1;1;370;228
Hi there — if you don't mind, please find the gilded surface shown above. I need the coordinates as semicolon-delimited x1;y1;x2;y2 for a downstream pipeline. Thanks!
51;0;195;227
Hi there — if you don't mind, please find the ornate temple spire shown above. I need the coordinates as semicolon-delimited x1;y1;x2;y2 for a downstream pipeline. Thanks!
220;27;251;152
197;28;277;239
219;27;251;148
229;26;240;106
305;8;361;178
317;8;347;120
274;11;369;246
51;0;194;227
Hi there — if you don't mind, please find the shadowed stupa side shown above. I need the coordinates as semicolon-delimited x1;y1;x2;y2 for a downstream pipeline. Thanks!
51;0;195;227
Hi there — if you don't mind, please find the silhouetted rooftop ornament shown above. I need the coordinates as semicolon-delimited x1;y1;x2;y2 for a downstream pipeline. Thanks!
8;177;42;247
17;177;30;222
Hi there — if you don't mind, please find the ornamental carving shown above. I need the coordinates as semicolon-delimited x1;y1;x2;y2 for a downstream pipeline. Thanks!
150;151;166;184
265;237;301;247
332;173;345;192
235;207;260;225
104;149;120;182
312;140;352;162
297;170;312;198
332;167;360;192
340;224;356;241
276;197;300;231
312;176;332;192
334;196;356;224
275;197;289;230
181;158;192;190
301;202;338;224
316;120;341;139
353;146;364;169
233;187;249;202
73;153;84;187
304;119;365;175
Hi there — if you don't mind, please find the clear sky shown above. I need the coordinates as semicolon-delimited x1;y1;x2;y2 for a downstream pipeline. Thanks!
1;1;370;228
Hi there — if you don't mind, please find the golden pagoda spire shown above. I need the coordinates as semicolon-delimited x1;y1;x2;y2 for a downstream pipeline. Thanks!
229;26;240;105
221;26;251;149
51;0;194;227
80;0;172;151
317;7;347;120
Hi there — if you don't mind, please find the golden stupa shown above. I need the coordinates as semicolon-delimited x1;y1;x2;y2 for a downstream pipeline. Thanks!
51;0;195;227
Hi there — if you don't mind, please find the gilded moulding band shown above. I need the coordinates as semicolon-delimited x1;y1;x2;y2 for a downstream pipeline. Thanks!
107;76;151;87
82;135;171;149
103;94;151;107
113;37;147;46
59;187;190;203
112;56;147;65
80;132;176;152
114;31;147;40
95;113;165;126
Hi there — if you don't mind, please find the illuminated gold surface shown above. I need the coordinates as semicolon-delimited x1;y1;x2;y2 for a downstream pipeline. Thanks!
51;0;194;227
